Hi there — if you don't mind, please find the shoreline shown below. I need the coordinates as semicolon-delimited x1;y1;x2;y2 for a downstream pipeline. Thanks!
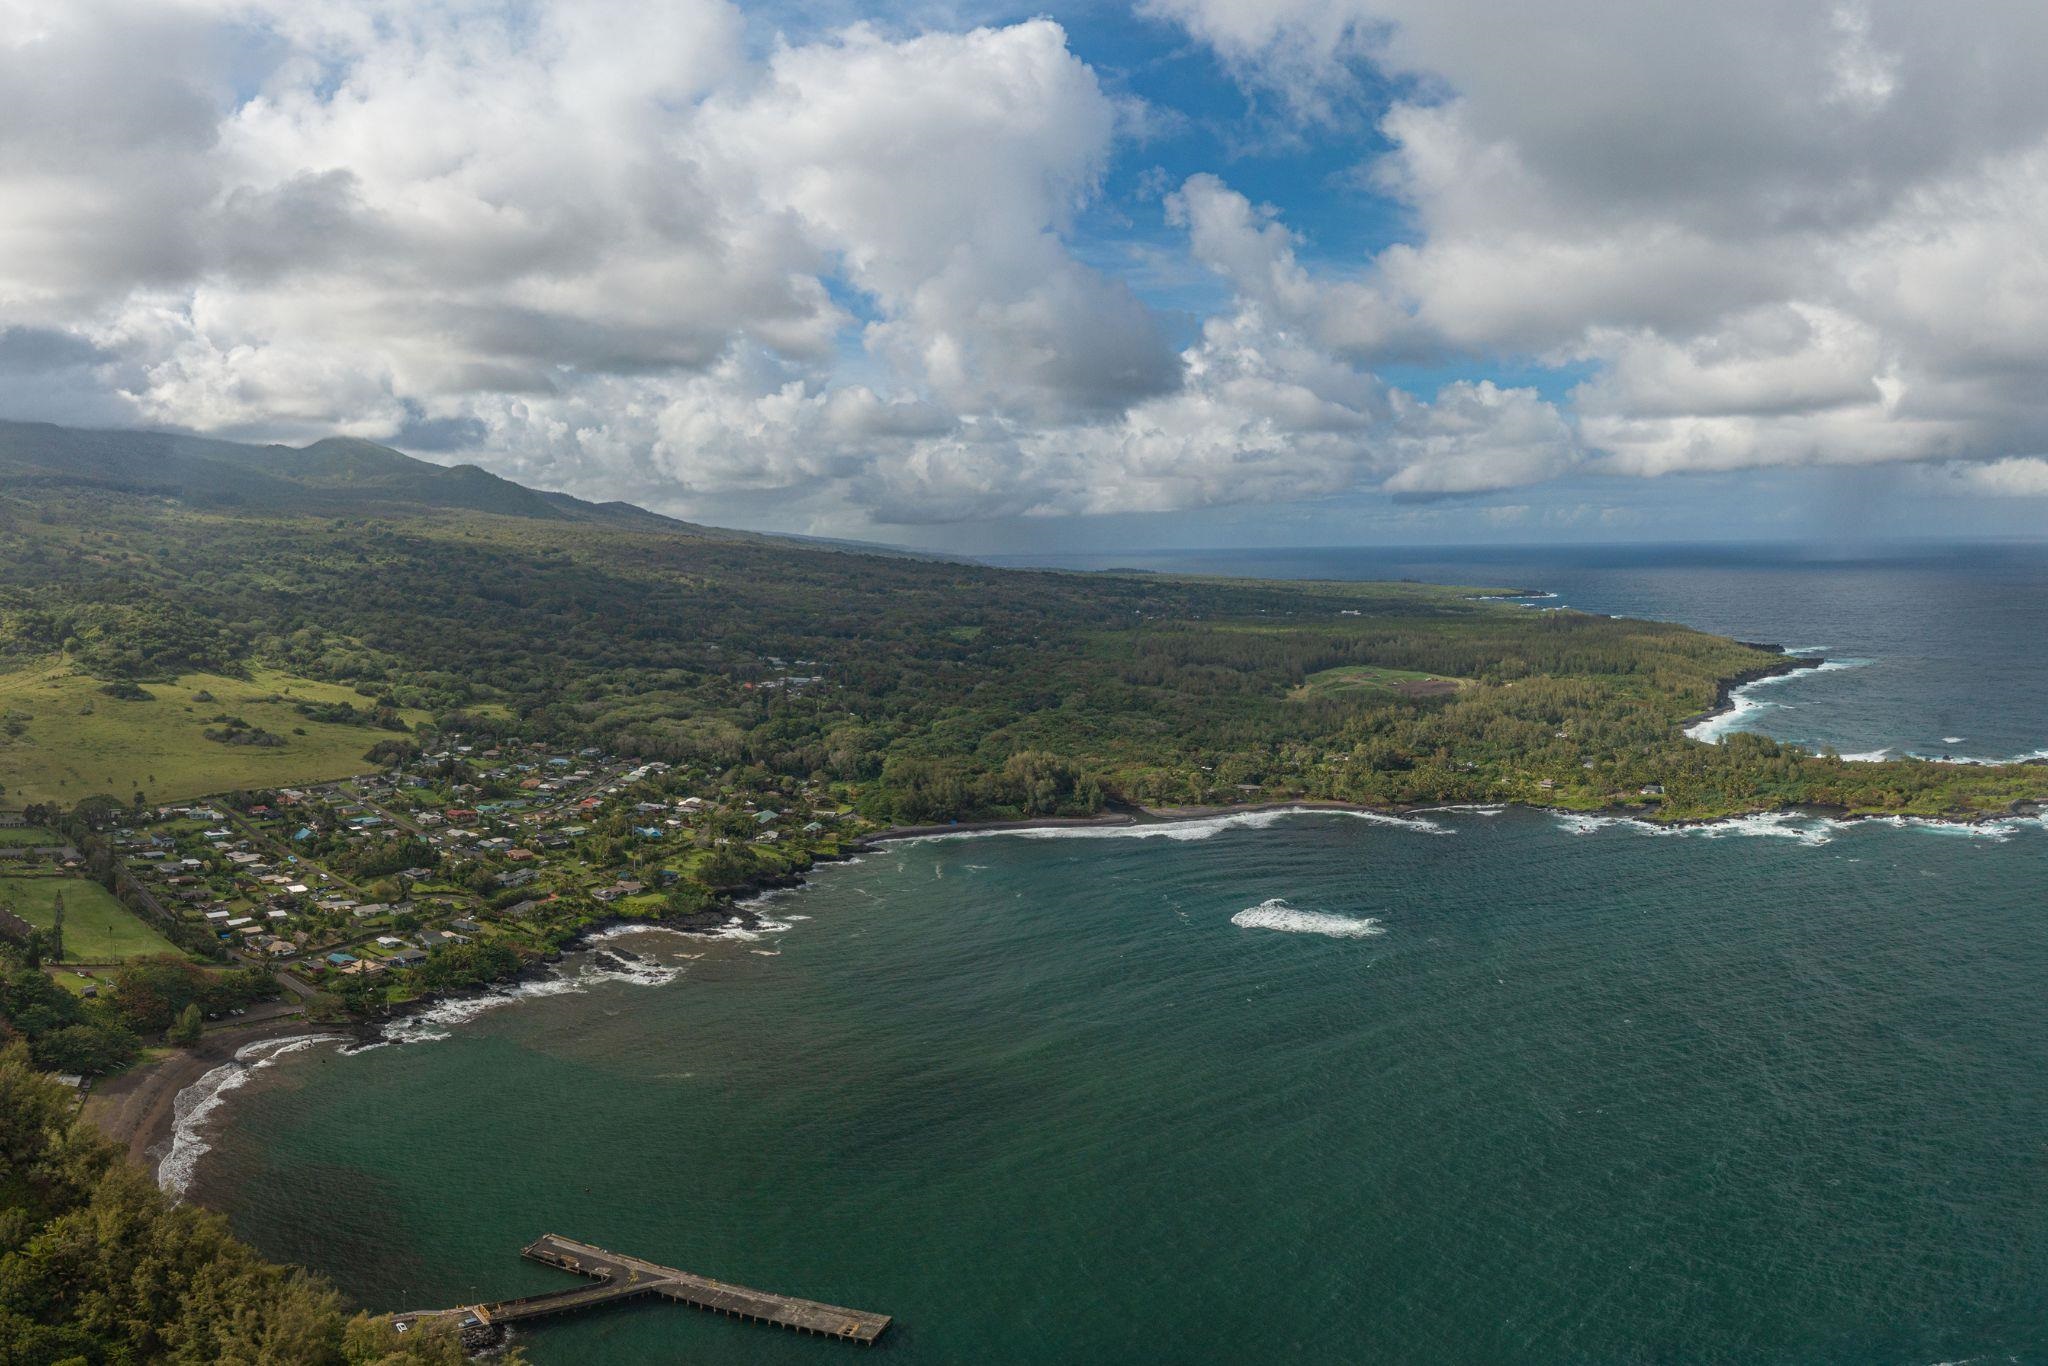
1676;644;1827;737
90;645;2042;1198
83;1017;328;1172
868;793;2041;842
100;788;2043;1199
97;902;790;1187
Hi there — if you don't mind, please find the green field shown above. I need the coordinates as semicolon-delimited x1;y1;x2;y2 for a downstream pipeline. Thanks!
0;662;430;807
45;965;110;996
0;826;58;847
1293;664;1471;700
0;874;182;962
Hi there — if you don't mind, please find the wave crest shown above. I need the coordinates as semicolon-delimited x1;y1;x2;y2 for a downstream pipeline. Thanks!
1231;898;1385;939
904;807;1449;846
374;948;687;1046
159;1034;340;1197
1555;810;2033;845
1686;658;1870;744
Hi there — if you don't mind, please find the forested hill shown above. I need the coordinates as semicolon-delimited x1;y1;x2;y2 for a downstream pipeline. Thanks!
0;420;694;529
0;420;2042;823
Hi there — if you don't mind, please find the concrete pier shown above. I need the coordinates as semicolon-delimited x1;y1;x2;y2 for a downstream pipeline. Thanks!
390;1233;891;1346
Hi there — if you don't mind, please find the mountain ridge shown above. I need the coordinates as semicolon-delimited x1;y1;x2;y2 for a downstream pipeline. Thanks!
0;419;689;532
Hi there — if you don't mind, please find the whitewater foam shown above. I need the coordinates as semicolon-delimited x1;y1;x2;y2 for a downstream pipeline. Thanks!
1554;809;2035;845
1686;658;1870;744
1865;816;2022;841
1231;899;1386;939
373;946;688;1046
159;1034;340;1197
901;806;1449;846
1894;745;2048;766
1555;810;1840;845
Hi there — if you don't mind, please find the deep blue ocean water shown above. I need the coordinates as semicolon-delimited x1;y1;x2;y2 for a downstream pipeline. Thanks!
993;541;2048;763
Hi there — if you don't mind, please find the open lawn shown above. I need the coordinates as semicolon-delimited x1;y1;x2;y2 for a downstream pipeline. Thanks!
0;874;182;961
1293;664;1471;701
0;661;430;806
0;826;58;847
46;966;112;996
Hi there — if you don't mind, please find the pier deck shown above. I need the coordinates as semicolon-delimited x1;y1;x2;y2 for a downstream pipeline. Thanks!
390;1233;890;1346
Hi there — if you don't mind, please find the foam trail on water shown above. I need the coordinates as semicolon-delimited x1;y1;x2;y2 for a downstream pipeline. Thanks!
373;945;689;1046
584;922;677;942
1556;811;1839;845
1865;816;2021;841
1891;745;2048;766
159;1034;340;1197
901;807;1449;846
1555;810;2031;845
1687;659;1869;744
162;931;749;1190
1231;898;1385;939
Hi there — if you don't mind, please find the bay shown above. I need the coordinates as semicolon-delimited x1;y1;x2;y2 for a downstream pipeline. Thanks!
194;807;2048;1364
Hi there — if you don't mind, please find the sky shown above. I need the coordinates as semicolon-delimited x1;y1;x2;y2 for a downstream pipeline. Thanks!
5;0;2048;551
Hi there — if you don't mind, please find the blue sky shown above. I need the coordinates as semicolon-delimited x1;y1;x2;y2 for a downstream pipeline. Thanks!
4;0;2048;550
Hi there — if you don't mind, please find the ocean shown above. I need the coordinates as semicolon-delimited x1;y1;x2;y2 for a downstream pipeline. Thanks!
993;541;2048;764
181;543;2048;1364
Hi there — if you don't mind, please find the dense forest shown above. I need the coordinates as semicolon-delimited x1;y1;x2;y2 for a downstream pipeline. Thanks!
1;422;2043;824
0;1046;512;1363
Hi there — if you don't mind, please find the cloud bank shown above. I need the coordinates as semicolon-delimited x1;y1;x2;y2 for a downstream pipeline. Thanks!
1148;0;2048;492
4;0;2048;529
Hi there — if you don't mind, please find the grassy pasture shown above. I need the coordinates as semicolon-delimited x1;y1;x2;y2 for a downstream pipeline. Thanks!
1293;664;1471;701
0;874;181;961
0;826;58;847
0;661;429;806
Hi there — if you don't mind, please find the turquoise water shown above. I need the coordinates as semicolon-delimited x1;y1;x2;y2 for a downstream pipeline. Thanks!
193;808;2048;1363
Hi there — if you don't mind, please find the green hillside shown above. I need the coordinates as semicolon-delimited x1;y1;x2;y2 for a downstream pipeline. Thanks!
0;420;670;525
0;421;2041;823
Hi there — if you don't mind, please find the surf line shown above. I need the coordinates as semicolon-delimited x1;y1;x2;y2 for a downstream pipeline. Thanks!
1684;650;1861;744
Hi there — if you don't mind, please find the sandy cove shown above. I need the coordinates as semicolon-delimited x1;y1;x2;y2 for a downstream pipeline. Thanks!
84;1016;331;1174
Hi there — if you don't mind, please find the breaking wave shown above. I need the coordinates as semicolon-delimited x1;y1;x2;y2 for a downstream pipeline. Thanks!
1554;810;2034;845
160;934;715;1194
159;1034;340;1197
1686;658;1870;744
1893;746;2048;766
1231;899;1385;939
901;807;1449;845
373;947;688;1046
